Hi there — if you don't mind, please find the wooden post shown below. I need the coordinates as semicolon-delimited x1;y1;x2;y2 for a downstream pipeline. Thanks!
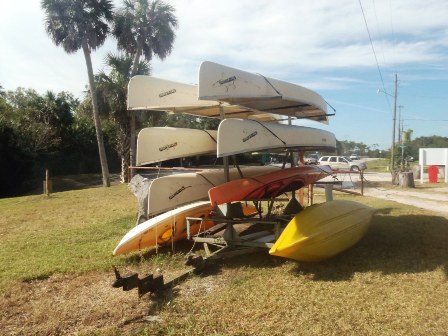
44;169;50;196
308;184;314;206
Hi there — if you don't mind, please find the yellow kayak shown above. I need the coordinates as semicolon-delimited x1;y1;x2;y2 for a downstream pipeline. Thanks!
269;200;374;262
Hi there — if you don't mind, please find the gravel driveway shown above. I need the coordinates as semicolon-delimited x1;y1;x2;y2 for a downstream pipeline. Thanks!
362;172;448;215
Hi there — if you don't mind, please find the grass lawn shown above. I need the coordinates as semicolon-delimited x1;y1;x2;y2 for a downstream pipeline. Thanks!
0;184;138;292
365;158;390;172
1;183;447;335
364;158;423;173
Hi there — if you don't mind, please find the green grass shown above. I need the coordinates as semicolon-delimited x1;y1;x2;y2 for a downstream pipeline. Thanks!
365;159;425;173
365;158;389;172
1;183;447;335
0;185;138;291
132;194;448;336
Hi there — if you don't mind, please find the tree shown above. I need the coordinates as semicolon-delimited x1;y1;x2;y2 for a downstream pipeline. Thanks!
4;88;75;155
96;53;150;182
413;135;448;149
112;0;178;170
41;0;113;187
399;129;413;168
113;0;178;76
402;129;413;144
0;88;84;195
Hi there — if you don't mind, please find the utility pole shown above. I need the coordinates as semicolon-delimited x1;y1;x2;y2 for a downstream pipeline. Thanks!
391;73;398;171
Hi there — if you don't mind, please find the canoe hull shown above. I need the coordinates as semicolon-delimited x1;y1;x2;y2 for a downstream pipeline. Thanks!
137;127;217;165
127;75;279;121
208;165;332;206
199;61;329;124
217;118;336;157
148;166;280;216
269;200;374;262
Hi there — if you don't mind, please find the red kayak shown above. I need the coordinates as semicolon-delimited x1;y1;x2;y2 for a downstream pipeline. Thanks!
208;165;333;206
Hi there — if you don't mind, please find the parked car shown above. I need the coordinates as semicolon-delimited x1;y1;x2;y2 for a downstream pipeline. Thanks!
304;153;320;165
349;154;360;160
318;155;367;171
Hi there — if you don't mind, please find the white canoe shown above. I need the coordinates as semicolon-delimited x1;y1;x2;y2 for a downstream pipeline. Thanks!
198;61;330;124
127;75;279;122
113;201;214;256
147;166;280;216
217;118;336;157
137;127;218;165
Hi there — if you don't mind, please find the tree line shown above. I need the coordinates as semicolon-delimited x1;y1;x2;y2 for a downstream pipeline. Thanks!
1;0;219;197
337;135;448;163
0;84;217;197
3;1;447;196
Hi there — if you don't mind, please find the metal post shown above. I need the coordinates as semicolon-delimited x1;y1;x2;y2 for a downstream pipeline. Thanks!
130;111;136;179
219;105;230;182
324;184;333;202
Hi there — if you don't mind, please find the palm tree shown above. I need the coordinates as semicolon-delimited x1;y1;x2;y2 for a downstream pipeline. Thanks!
112;0;178;171
113;0;178;76
41;0;113;187
402;129;413;144
96;53;150;182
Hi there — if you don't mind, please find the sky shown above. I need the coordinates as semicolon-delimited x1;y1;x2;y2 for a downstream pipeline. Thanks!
1;0;447;151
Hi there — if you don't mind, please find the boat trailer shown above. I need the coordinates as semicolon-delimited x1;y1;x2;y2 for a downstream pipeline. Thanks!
112;198;297;296
112;170;365;296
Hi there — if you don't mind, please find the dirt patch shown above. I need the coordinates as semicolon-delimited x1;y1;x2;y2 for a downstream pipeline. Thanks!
1;271;151;335
328;171;448;216
0;266;237;336
361;172;448;216
365;187;448;215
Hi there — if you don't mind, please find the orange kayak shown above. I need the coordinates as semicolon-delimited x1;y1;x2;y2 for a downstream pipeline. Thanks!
208;165;332;206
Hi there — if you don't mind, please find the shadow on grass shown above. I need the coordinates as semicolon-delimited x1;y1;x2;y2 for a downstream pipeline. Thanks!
122;239;206;266
291;212;448;281
119;209;448;291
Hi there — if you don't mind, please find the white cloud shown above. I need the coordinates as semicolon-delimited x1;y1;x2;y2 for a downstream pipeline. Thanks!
2;0;447;94
148;0;448;86
1;0;447;149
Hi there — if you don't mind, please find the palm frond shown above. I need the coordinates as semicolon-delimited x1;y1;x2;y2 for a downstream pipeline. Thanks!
112;0;177;62
42;0;114;53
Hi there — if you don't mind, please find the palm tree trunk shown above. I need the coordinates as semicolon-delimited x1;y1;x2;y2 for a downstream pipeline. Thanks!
130;47;142;76
82;41;111;187
129;46;142;178
117;123;130;183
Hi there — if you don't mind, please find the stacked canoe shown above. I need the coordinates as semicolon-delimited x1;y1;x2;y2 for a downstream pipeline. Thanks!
114;61;373;260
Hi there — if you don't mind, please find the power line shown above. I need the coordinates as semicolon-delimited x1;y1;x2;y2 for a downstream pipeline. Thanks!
358;0;388;95
404;119;448;122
